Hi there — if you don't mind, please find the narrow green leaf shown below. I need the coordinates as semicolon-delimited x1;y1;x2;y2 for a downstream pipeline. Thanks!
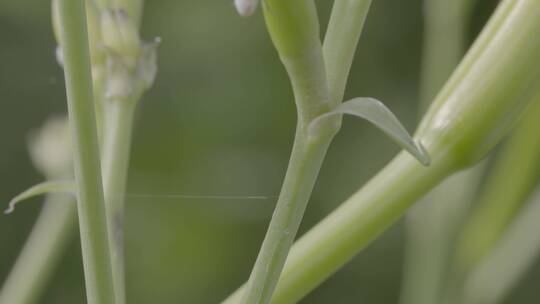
310;97;431;166
5;181;75;214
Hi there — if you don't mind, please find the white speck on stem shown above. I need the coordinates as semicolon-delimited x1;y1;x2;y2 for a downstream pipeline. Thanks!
234;0;258;17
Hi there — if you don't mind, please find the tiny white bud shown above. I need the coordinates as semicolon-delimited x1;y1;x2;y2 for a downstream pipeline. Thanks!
235;0;258;17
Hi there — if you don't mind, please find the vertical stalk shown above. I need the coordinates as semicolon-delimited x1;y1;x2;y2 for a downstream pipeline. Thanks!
240;1;338;303
242;128;335;304
400;1;479;304
101;100;136;304
418;0;475;111
0;197;76;304
225;2;374;303
57;0;115;303
323;0;373;106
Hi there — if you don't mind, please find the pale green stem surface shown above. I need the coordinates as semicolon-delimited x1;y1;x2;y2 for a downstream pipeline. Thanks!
323;0;372;107
240;2;335;303
0;196;76;304
237;1;374;303
400;165;484;304
227;0;540;302
116;0;145;27
456;93;540;272
400;1;478;303
101;100;136;304
462;185;540;304
418;0;476;111
57;0;115;303
241;129;335;304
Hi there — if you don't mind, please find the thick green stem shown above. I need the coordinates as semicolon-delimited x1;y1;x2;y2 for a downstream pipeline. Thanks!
101;100;136;304
274;151;452;304
0;196;76;304
456;93;540;272
400;1;478;304
57;0;115;303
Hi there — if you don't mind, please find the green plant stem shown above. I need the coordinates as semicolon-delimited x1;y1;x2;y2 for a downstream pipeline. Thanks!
101;100;136;304
462;185;540;304
418;0;475;111
237;1;336;303
242;127;335;304
228;149;452;304
236;1;378;303
400;165;483;304
456;93;540;272
225;0;540;302
323;0;372;106
57;0;115;303
0;196;76;304
400;1;478;304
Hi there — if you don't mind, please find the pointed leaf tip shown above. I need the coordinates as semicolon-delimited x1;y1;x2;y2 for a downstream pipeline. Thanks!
310;97;431;166
5;181;76;214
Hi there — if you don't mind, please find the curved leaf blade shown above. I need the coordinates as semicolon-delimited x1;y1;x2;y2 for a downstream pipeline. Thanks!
5;180;76;214
310;97;430;166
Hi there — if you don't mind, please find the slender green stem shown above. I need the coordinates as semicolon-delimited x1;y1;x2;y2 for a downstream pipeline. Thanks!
323;0;372;107
242;127;335;304
101;100;136;304
236;1;378;302
0;196;76;304
240;2;336;302
57;0;115;303
272;151;453;304
225;2;376;303
418;0;475;111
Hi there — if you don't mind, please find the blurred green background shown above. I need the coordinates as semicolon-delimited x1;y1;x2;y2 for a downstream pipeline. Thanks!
1;0;539;303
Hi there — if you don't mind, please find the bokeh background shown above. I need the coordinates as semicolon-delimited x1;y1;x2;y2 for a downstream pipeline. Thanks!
1;0;539;303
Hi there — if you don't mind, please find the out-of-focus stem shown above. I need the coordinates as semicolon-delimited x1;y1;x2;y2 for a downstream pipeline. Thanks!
462;185;540;304
57;0;116;302
456;93;540;273
0;196;76;304
101;100;136;304
400;1;479;304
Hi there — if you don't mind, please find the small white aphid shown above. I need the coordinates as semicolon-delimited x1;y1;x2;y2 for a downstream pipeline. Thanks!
234;0;258;17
